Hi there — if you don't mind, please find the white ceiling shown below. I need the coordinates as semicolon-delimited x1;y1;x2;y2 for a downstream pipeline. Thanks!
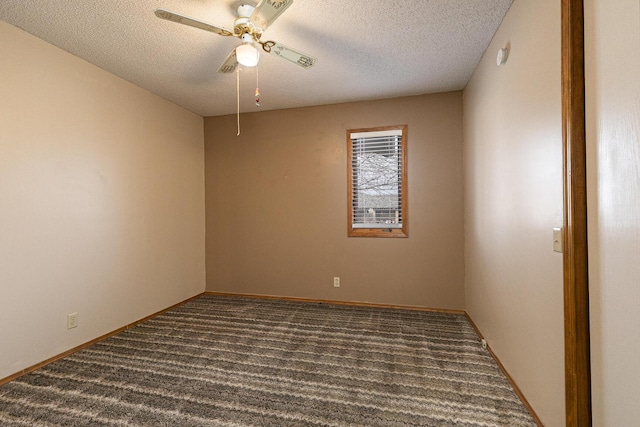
0;0;513;117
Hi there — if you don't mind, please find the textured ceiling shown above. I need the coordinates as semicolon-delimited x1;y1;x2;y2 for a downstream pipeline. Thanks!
0;0;513;117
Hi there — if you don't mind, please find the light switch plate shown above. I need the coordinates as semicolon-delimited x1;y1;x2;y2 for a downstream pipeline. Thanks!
553;227;563;253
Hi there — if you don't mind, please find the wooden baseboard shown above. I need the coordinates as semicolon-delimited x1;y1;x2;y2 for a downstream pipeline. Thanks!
464;313;544;427
2;290;543;427
0;293;204;386
209;292;544;425
204;291;466;315
211;292;542;425
3;291;459;386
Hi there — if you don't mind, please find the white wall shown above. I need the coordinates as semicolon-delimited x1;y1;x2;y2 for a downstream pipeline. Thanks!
462;0;565;425
585;0;640;425
0;21;206;380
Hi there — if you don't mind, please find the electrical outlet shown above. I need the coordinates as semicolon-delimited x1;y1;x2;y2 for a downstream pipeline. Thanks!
333;277;340;288
67;312;78;329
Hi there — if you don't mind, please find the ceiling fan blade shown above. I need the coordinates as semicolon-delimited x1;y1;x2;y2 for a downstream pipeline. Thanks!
262;41;316;69
217;50;239;74
154;9;234;37
250;0;294;32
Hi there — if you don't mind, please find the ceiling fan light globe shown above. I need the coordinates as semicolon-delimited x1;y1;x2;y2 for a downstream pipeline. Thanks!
236;44;259;67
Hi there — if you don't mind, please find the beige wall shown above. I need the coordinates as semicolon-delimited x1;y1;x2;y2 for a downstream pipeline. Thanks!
205;93;465;309
585;0;640;424
0;22;206;380
462;0;565;425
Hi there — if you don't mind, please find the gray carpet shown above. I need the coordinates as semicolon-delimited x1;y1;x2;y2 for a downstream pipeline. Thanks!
0;295;536;426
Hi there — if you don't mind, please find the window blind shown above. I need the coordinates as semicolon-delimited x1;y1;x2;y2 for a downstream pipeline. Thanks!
350;129;403;229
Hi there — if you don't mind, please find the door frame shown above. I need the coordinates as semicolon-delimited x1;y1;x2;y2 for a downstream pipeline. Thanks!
561;0;592;425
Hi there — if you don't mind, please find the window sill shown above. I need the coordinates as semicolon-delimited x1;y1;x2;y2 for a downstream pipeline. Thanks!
348;227;408;238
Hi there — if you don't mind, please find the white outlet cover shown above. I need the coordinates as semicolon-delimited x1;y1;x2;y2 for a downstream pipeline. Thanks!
67;313;78;329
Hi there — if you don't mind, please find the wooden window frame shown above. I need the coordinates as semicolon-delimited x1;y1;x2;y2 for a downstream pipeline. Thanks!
347;125;408;238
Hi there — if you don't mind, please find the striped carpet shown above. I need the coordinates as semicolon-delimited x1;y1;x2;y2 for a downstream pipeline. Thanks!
0;295;537;426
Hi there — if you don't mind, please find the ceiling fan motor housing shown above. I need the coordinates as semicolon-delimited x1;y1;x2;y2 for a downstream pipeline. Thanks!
233;17;251;35
235;4;255;34
234;5;263;40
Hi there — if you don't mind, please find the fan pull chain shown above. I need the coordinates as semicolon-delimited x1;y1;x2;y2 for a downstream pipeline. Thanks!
236;68;241;136
255;66;260;107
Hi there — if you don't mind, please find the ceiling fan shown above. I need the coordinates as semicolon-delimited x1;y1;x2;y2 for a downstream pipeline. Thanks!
154;0;317;73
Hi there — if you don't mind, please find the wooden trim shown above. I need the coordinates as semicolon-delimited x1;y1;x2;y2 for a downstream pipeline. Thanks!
561;0;592;426
205;291;465;315
0;293;204;386
1;288;544;426
465;314;544;426
2;290;463;387
347;124;408;238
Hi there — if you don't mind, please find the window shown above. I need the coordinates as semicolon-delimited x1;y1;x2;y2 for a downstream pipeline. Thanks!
347;125;407;237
